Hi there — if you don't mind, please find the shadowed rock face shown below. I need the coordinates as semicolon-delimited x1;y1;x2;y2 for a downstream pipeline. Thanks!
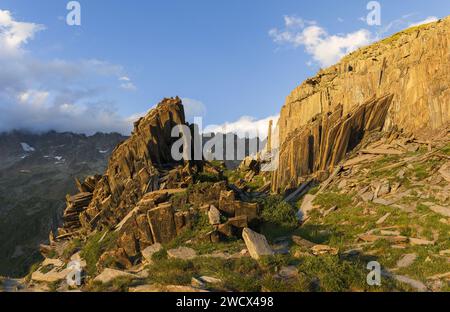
272;17;450;191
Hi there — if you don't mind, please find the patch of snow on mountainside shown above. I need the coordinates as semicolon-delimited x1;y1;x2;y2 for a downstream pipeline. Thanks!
20;143;35;152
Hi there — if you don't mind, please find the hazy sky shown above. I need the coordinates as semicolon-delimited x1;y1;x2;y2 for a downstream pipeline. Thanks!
0;0;448;136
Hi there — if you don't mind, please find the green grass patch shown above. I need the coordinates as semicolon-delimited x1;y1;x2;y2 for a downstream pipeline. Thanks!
81;230;118;276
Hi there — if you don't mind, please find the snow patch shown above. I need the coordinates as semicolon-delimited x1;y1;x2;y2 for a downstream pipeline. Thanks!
20;142;35;152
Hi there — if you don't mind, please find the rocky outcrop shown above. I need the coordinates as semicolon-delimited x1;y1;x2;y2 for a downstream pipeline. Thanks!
272;95;392;191
49;97;261;272
273;17;450;191
79;97;186;232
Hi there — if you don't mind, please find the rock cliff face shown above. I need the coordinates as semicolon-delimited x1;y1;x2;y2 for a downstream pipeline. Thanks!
55;97;186;239
273;17;450;191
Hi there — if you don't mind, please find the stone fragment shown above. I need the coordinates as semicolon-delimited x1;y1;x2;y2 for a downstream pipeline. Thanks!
360;192;374;202
292;235;316;249
310;244;339;256
227;216;248;229
167;247;197;260
409;238;435;246
217;222;233;237
242;228;274;260
147;203;177;244
376;213;391;225
141;243;163;263
277;266;299;279
394;275;427;292
208;205;221;225
427;204;450;218
396;253;417;268
200;276;222;284
93;268;138;284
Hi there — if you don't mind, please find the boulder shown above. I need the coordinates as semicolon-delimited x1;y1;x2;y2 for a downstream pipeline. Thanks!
242;228;274;260
141;243;163;263
147;203;177;244
167;247;197;260
208;205;221;225
93;268;138;284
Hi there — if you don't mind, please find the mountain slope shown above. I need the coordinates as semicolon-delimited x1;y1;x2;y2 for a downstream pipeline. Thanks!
0;131;126;276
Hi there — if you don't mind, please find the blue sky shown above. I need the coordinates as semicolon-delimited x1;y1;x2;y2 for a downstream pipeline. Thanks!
0;0;449;135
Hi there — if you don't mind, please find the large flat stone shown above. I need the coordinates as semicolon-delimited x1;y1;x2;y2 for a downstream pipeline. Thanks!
147;203;177;244
242;228;274;260
94;268;138;284
167;247;197;260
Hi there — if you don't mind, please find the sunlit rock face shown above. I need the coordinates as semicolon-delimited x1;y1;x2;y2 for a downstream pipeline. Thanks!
273;17;450;191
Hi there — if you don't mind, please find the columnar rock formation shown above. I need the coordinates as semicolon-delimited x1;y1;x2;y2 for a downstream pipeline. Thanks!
78;97;186;232
272;17;450;191
50;97;261;270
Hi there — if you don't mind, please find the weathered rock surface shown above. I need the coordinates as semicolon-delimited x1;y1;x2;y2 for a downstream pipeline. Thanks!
208;205;221;225
141;243;162;263
94;268;138;284
242;228;274;260
272;17;450;191
167;247;197;260
81;97;186;232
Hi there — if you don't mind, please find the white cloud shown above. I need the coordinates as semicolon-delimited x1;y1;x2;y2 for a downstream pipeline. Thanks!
204;115;279;139
0;11;138;135
120;82;137;91
270;15;374;67
118;76;137;91
0;10;44;57
409;16;438;27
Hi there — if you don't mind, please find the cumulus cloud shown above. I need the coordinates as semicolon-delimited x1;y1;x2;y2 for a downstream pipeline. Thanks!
0;10;137;135
0;9;44;57
269;15;374;67
204;115;279;139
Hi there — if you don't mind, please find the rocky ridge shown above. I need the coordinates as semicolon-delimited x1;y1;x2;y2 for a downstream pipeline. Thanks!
32;97;263;291
273;17;450;191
